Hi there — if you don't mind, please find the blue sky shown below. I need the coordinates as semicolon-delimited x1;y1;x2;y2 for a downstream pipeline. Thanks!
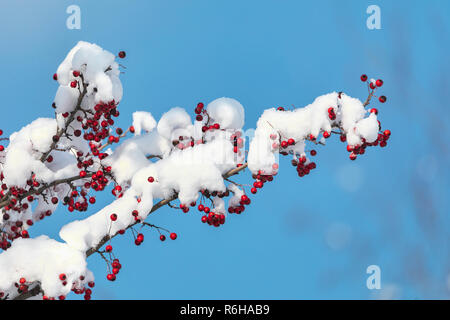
1;0;449;299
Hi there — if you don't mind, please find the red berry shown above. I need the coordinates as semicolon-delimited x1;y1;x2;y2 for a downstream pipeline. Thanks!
79;171;87;178
59;273;66;281
379;96;386;103
310;150;317;156
105;245;112;252
349;152;357;160
170;233;177;240
376;79;383;87
118;51;126;59
196;115;203;121
73;70;80;77
106;274;116;281
53;73;58;81
110;213;117;221
70;81;77;88
197;102;204;109
287;138;295;145
323;131;330;139
360;74;368;82
370;108;378;115
147;176;154;183
383;129;391;137
159;235;166;241
19;278;26;284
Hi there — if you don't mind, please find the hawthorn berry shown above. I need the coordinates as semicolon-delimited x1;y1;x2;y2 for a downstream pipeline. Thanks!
360;74;368;82
106;274;116;281
110;213;117;221
170;233;177;240
118;51;126;58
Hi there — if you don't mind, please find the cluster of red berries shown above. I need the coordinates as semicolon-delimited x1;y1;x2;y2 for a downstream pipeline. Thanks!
345;129;391;161
0;129;4;152
291;156;317;178
0;175;47;242
251;171;274;194
201;211;226;227
230;131;244;154
194;102;222;133
341;74;391;161
83;101;120;150
108;210;177;248
194;102;204;121
328;107;336;121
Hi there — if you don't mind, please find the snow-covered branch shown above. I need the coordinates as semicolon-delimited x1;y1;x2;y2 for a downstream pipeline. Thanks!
0;42;390;300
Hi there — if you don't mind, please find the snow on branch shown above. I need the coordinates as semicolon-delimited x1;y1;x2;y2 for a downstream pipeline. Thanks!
0;42;390;300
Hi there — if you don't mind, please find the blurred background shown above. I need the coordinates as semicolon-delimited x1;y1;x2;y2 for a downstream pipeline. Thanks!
0;0;448;299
